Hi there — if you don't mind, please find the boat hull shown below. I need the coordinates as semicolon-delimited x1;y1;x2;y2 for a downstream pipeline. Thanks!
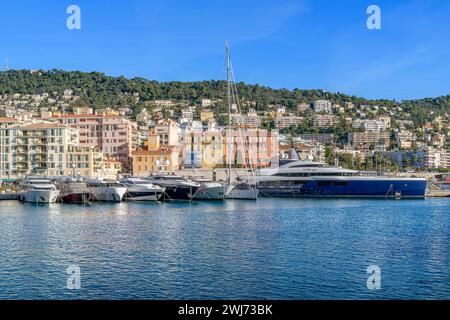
257;178;426;199
193;185;225;200
92;187;127;202
19;190;60;203
125;191;164;201
62;192;94;204
161;186;198;200
226;188;258;200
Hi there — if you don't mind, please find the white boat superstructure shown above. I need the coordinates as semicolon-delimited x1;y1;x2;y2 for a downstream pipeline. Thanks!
120;178;165;201
18;178;60;203
87;179;127;202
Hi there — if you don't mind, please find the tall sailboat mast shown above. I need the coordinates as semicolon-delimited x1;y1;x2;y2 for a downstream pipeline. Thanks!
226;42;232;188
223;43;259;200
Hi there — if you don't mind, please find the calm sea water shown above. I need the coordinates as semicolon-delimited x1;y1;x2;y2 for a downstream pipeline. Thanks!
0;198;449;300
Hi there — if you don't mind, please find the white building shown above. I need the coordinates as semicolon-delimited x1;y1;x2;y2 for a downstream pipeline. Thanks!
313;100;332;113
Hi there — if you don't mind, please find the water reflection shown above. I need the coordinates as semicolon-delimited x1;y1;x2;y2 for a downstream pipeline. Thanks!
0;199;449;299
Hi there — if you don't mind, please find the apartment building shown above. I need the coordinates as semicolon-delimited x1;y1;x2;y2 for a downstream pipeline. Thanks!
49;114;137;170
200;109;215;122
362;120;387;131
181;109;194;123
230;113;262;128
424;147;450;169
275;115;304;129
348;131;390;147
0;123;80;177
352;119;387;131
313;100;332;113
154;119;180;146
131;146;180;176
313;115;334;128
298;133;335;145
182;128;224;169
297;103;311;113
222;128;279;169
64;145;103;178
395;130;416;149
180;127;279;169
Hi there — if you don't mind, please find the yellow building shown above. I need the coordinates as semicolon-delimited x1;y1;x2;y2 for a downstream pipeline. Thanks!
64;146;103;178
200;109;215;122
100;158;123;178
132;146;179;176
181;130;224;169
143;128;160;151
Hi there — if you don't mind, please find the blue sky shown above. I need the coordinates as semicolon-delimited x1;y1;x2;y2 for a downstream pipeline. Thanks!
0;0;449;100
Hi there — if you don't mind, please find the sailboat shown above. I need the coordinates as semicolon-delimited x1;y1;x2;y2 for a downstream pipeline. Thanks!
223;43;258;200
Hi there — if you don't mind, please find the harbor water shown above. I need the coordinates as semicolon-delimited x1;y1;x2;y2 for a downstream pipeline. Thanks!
0;198;449;299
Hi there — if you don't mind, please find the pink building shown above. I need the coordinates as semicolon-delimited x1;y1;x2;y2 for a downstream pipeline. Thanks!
48;114;137;171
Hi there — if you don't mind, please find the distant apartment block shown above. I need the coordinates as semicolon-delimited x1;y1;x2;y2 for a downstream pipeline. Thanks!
313;100;332;113
200;109;215;122
73;106;94;115
362;120;387;132
201;99;214;108
313;115;334;128
345;102;355;110
181;109;194;123
298;133;335;145
297;103;311;113
395;130;416;149
348;131;390;147
153;100;175;107
377;116;391;128
230;113;262;128
275;115;304;129
424;147;450;169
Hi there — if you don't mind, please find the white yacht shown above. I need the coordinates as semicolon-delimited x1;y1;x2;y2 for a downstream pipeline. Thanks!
18;178;60;203
225;183;259;200
190;176;225;200
240;157;427;199
120;178;165;201
87;179;127;202
147;175;201;200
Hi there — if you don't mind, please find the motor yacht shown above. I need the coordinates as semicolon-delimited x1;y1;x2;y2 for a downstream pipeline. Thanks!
120;178;165;201
18;178;60;203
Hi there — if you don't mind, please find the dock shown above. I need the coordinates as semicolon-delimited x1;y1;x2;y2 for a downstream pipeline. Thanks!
426;190;450;198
